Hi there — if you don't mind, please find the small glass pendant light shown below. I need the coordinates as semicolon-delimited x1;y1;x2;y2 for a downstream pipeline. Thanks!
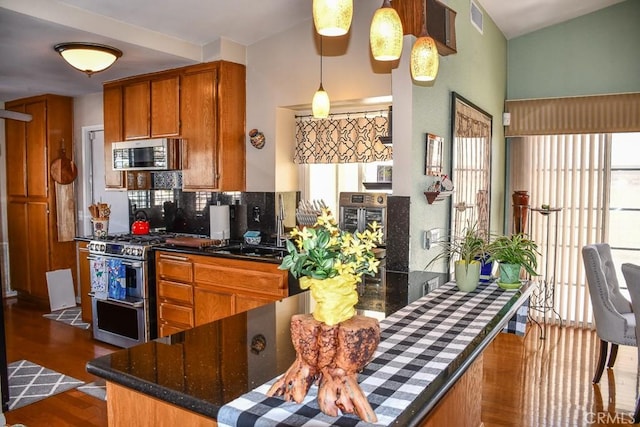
410;2;439;82
313;0;353;37
370;0;403;61
312;37;330;119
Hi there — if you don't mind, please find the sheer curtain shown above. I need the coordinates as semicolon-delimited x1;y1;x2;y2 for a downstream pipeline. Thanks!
451;95;492;241
508;134;610;327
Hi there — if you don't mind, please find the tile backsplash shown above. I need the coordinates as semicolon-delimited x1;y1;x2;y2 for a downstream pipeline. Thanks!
128;187;299;244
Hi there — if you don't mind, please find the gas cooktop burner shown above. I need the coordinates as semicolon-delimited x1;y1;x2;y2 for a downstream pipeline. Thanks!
88;232;180;259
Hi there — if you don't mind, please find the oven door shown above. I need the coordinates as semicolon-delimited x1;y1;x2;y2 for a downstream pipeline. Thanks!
364;207;386;244
92;298;149;348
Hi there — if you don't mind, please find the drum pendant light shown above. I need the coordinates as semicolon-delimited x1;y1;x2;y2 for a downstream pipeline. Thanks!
370;0;403;61
54;42;122;77
312;37;330;119
313;0;353;37
410;2;439;82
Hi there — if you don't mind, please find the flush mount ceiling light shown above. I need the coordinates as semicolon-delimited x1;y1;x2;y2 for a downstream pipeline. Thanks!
313;0;353;37
410;3;439;82
312;37;330;119
370;0;403;61
54;42;122;77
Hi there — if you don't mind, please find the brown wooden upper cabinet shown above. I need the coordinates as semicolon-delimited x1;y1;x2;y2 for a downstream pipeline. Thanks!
392;0;457;56
103;60;246;192
103;85;126;189
121;75;180;140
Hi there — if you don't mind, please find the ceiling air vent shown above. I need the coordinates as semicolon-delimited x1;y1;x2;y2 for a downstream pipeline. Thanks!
470;0;483;34
379;105;393;146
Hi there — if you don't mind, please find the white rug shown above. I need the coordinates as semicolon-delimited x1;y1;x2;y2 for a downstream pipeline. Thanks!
43;306;91;330
8;360;84;410
77;379;107;401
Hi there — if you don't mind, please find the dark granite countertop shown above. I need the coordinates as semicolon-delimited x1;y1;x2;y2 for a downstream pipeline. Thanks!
87;273;530;425
86;271;443;417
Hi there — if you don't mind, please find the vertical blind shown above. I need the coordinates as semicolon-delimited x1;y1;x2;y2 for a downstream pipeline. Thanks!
509;134;610;327
294;115;392;164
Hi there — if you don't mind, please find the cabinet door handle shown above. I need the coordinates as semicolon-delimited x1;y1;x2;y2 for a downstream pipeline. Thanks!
159;254;189;262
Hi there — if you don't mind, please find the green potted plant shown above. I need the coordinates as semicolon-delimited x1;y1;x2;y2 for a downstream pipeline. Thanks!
488;233;539;290
427;222;489;292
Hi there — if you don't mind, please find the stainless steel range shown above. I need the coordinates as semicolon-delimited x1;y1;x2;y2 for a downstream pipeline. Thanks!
88;233;168;347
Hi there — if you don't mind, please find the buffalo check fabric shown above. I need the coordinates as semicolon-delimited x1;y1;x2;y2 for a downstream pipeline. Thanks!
218;281;526;427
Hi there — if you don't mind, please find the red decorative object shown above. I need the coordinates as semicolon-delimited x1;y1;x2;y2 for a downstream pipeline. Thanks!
512;190;530;234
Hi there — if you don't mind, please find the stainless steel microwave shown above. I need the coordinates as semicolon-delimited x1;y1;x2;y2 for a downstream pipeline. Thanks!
112;138;182;171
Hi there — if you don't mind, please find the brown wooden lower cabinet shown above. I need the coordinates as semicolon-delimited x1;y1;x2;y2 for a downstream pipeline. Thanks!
156;251;289;337
106;382;216;427
76;241;92;323
104;353;483;426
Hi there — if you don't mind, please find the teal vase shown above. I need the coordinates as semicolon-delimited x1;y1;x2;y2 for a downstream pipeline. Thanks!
498;263;522;290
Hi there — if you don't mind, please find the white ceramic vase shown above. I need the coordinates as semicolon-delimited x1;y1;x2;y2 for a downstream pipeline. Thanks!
454;261;481;292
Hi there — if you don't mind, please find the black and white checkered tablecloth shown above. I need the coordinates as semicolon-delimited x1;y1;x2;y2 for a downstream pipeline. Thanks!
217;281;527;427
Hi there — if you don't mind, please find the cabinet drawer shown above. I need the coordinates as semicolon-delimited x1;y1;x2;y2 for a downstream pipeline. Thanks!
159;322;188;338
193;257;287;298
157;253;193;283
158;280;193;304
159;302;194;327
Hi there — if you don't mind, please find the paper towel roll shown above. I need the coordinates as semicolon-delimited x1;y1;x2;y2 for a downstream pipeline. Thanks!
210;205;230;240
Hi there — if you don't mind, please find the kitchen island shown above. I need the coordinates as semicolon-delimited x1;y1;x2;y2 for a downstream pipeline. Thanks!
87;274;531;426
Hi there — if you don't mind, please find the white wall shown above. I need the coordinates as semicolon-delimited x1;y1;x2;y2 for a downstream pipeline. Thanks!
245;0;392;191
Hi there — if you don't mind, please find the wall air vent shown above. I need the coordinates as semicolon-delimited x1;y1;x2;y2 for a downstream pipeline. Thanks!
470;0;483;34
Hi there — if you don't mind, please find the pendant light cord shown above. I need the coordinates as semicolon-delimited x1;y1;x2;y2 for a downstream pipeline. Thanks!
320;36;323;85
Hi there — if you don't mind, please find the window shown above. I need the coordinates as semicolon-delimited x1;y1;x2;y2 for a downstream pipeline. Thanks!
305;160;392;213
508;132;640;327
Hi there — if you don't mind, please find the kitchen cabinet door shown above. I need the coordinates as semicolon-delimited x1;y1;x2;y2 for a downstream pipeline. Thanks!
77;241;92;323
26;202;51;300
7;202;29;294
151;75;180;137
5;105;27;197
180;67;218;190
103;84;126;189
193;286;234;326
181;61;246;191
235;294;274;314
123;81;150;140
25;101;48;198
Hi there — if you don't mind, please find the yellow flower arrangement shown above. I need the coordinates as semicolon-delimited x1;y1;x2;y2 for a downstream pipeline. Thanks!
279;208;383;325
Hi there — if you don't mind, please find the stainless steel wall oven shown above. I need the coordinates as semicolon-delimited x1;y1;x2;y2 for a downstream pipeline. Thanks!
339;192;387;246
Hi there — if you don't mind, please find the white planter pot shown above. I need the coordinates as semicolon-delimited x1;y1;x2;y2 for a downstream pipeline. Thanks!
454;261;481;292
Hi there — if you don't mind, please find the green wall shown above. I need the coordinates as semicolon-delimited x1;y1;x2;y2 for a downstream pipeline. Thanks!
507;0;640;99
406;0;508;271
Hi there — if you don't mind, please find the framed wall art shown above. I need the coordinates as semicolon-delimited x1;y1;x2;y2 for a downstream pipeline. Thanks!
424;133;444;176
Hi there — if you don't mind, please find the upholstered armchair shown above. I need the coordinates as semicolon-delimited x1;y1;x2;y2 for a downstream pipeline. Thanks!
621;263;640;423
582;244;636;384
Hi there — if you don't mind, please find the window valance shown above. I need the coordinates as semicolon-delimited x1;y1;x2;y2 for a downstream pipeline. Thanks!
294;115;392;164
505;92;640;136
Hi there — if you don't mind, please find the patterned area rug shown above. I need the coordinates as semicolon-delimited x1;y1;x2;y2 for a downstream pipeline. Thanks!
77;379;107;401
8;360;84;410
43;306;90;330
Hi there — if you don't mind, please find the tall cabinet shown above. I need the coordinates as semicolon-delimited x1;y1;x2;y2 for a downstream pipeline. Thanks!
4;94;77;307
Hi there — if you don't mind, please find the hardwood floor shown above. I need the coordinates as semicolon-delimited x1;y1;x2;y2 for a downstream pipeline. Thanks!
483;323;638;426
1;298;637;426
3;298;115;427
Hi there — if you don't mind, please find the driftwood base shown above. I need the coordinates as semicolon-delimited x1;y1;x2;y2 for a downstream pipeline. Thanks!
267;314;380;423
